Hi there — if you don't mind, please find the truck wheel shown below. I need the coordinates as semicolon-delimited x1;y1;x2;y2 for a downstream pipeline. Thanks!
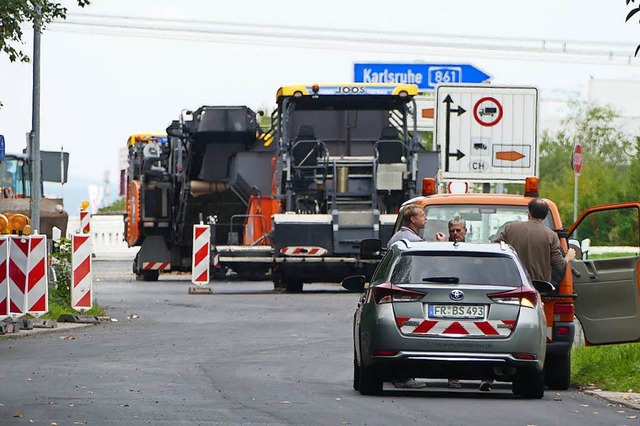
513;368;544;399
136;270;159;281
545;353;571;390
358;363;383;395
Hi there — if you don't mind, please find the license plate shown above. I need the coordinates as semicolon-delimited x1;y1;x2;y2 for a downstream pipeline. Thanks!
428;304;486;319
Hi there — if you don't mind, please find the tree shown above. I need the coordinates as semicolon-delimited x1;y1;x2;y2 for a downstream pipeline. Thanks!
626;0;640;56
539;101;637;224
0;0;90;63
98;196;125;213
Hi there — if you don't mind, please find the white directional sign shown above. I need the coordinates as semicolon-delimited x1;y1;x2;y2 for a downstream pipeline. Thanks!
435;85;539;182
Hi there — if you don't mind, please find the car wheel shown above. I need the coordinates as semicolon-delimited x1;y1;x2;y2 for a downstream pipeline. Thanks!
544;353;571;390
353;356;361;391
136;270;159;281
358;363;383;395
513;367;544;399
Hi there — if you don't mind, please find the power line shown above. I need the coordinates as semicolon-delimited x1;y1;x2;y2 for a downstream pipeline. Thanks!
50;13;640;66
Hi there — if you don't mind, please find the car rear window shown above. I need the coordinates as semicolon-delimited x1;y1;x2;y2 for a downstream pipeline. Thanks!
390;252;523;286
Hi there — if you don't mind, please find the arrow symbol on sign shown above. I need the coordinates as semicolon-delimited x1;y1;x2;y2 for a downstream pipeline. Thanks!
448;149;466;160
443;95;467;171
444;95;467;116
495;151;526;161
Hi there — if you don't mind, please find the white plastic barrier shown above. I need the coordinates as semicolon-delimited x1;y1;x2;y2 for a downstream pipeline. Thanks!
67;214;139;260
588;246;639;255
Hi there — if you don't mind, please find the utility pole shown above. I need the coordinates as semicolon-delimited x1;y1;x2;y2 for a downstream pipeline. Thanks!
30;1;42;233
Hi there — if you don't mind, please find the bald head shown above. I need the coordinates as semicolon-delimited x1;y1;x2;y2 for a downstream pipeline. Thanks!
528;198;549;220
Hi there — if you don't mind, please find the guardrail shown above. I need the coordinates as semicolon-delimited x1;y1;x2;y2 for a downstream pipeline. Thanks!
67;214;139;260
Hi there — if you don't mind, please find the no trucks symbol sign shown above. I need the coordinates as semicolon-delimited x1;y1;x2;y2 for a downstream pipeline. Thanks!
572;144;583;176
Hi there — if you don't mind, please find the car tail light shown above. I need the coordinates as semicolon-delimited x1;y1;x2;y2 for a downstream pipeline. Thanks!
553;303;574;315
513;353;537;360
374;349;398;356
555;326;571;336
488;286;539;308
373;282;425;304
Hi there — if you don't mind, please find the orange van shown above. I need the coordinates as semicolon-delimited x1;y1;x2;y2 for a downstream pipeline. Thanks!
392;177;640;390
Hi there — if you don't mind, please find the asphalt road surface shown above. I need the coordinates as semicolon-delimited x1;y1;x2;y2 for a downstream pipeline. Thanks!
0;260;637;426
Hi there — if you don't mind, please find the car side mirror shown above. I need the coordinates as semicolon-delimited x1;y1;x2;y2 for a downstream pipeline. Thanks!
360;238;383;259
581;238;591;260
531;280;555;295
341;275;366;292
568;238;582;260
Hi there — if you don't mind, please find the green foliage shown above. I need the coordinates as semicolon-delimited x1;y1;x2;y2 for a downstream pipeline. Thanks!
539;101;640;225
99;196;126;213
420;131;434;151
572;343;640;391
49;237;72;308
0;0;90;63
47;237;103;317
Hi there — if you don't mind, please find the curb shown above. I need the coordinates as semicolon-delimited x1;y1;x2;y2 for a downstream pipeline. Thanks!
0;322;97;339
583;389;640;411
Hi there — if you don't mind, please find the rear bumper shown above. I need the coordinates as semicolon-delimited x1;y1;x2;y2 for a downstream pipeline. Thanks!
369;351;542;381
546;321;575;355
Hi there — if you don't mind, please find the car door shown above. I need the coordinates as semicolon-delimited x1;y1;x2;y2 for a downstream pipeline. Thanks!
568;202;640;345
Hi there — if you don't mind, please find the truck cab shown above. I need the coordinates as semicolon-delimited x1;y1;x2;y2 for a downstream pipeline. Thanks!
392;177;640;390
0;153;68;238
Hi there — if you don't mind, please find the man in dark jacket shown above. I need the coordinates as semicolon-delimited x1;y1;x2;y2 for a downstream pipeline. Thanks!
495;198;575;283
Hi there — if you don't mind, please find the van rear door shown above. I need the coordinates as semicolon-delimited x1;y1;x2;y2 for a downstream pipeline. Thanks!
568;202;640;345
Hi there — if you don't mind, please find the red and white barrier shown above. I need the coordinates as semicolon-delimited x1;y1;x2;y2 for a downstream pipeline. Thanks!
8;236;29;316
71;234;93;311
142;262;170;271
26;235;48;316
191;225;210;286
80;210;91;234
0;237;8;319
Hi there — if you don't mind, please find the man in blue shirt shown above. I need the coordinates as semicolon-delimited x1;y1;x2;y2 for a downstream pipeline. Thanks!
387;204;428;249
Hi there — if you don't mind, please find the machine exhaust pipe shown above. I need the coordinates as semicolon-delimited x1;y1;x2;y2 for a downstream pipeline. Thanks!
190;180;229;197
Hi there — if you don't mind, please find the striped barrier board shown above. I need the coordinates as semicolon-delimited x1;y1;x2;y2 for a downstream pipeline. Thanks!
191;225;210;286
72;234;93;311
26;235;48;316
80;210;91;234
8;236;29;316
143;262;170;271
0;238;8;319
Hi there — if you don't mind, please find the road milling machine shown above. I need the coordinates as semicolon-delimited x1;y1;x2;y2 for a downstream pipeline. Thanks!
125;84;438;291
124;109;274;281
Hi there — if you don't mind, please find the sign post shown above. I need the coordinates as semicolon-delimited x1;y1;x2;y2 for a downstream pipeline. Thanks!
572;144;583;221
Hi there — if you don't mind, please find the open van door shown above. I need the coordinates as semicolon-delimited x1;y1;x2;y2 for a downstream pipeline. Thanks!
568;202;640;345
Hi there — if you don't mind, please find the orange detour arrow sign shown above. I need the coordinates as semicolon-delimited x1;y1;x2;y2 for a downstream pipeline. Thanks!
421;108;434;119
495;150;525;161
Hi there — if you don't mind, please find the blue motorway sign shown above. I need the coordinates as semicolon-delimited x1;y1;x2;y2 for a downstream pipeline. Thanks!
0;135;5;162
353;63;491;91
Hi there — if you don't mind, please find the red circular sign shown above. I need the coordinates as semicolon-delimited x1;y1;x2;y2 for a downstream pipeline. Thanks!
573;144;583;175
473;97;503;127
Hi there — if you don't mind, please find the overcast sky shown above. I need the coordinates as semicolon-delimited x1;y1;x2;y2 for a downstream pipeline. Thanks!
1;0;639;211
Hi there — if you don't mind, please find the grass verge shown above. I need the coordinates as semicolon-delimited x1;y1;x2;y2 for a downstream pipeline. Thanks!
571;342;640;391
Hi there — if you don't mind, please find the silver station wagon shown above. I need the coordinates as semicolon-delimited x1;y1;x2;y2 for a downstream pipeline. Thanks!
342;240;554;398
